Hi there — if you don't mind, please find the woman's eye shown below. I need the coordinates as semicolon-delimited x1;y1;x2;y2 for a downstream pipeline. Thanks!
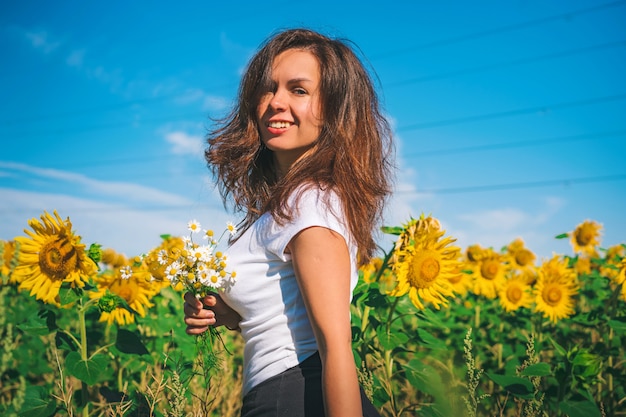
293;88;307;95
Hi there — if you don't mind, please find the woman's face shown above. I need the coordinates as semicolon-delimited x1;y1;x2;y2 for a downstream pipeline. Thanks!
256;49;322;173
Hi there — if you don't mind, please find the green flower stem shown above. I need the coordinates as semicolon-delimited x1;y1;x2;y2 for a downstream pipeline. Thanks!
76;297;97;417
78;302;89;417
360;305;371;334
474;304;481;330
386;297;400;333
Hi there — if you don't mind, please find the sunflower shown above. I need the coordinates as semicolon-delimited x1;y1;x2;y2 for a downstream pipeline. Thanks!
90;262;157;325
388;215;461;310
599;244;625;281
574;256;592;277
360;257;383;284
498;275;533;312
446;263;472;296
1;240;20;284
618;260;626;302
466;248;508;299
143;236;185;291
101;248;128;269
570;220;602;256
533;255;578;323
465;244;485;263
13;211;97;304
505;238;537;284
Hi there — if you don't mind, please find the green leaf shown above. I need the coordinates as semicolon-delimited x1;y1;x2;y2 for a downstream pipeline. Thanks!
55;331;77;352
608;318;626;333
17;309;57;336
559;400;601;417
417;328;447;350
58;283;82;306
18;385;57;417
403;361;443;397
376;325;409;351
65;351;109;385
486;373;534;399
519;362;552;377
555;233;569;239
115;328;149;355
547;335;567;357
381;226;403;235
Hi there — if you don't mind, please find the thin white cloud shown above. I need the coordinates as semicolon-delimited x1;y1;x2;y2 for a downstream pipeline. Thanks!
66;49;85;68
458;208;529;232
203;95;229;111
0;161;192;205
165;131;204;156
24;30;61;54
0;187;230;257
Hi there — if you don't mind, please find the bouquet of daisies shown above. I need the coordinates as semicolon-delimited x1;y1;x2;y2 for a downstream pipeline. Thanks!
158;219;237;369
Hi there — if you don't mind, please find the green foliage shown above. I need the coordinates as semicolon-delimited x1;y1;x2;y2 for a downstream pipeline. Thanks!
1;223;625;416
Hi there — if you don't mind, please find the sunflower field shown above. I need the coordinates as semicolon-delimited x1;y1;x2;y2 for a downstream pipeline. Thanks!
1;211;625;417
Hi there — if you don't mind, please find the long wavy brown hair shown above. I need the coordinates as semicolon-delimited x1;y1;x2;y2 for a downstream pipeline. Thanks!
205;28;394;264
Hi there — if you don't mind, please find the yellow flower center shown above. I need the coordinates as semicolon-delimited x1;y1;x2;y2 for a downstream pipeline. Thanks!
543;283;563;306
515;249;534;267
480;259;499;280
506;285;523;304
574;223;597;247
38;237;77;281
409;250;440;288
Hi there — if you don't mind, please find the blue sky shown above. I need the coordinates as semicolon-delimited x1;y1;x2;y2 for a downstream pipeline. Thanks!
1;1;625;260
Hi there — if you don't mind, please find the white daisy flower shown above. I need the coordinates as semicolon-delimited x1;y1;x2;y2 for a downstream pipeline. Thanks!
226;221;237;236
188;219;202;234
157;249;168;265
165;261;181;282
120;265;133;280
203;270;224;289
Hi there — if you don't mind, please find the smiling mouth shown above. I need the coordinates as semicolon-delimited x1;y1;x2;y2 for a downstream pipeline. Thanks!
267;121;293;129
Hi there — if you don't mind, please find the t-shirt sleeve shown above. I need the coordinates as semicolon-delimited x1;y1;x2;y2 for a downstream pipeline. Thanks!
265;187;352;262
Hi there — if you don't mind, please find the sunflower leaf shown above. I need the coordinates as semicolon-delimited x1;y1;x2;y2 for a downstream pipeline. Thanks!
381;226;403;235
519;362;552;377
417;328;447;350
65;351;109;385
17;385;57;417
17;309;57;336
376;325;409;350
55;331;78;352
115;328;149;356
559;400;601;417
58;283;82;306
486;373;534;399
554;233;569;239
547;336;567;357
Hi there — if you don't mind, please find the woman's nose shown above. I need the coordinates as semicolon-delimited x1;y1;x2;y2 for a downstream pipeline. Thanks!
269;90;287;112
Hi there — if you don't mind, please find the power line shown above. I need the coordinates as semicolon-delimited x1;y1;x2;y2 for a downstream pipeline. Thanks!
397;93;626;132
402;130;626;158
2;4;622;126
396;174;626;195
370;0;626;60
3;93;624;139
385;40;626;88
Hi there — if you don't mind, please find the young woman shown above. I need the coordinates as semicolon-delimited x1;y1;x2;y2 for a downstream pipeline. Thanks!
184;28;393;417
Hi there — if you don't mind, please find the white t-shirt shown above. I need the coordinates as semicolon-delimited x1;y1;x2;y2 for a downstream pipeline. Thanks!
221;185;358;396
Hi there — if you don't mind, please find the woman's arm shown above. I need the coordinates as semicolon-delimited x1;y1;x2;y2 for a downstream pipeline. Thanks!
289;226;362;417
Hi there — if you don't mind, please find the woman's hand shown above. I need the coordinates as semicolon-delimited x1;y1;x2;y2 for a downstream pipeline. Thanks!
183;292;241;334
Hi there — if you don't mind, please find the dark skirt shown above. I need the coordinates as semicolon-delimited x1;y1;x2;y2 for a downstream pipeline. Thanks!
240;352;381;417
